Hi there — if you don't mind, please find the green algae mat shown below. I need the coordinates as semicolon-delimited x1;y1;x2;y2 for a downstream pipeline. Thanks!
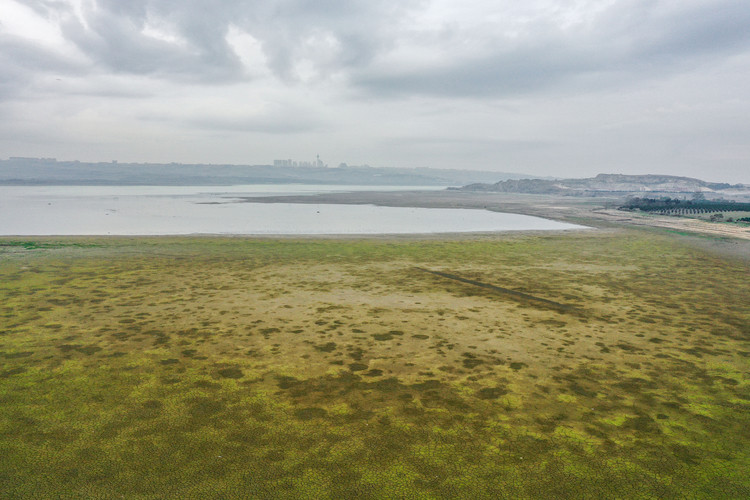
0;232;748;498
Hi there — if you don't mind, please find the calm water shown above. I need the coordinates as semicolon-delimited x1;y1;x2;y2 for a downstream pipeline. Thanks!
0;185;585;235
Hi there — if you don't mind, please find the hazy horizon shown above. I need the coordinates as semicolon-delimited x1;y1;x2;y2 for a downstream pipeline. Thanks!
2;1;750;183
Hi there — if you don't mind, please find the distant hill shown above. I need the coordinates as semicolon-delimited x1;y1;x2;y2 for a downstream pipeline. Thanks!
0;157;531;187
458;173;750;197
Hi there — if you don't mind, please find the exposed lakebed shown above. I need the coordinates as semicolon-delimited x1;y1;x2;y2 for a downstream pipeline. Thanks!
0;185;585;235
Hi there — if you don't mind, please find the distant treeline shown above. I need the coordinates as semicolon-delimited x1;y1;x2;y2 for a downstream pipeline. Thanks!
620;197;750;214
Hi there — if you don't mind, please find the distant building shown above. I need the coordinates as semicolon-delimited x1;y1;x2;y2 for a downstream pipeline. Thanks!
273;155;327;168
9;157;57;163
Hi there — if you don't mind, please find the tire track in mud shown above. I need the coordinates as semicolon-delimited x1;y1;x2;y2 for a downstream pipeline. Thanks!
415;267;581;314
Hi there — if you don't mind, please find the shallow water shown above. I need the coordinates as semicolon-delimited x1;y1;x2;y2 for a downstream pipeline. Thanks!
0;185;585;235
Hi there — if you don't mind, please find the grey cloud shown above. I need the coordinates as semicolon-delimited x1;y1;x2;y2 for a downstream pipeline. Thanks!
3;0;749;182
140;102;327;134
0;34;85;100
57;1;243;82
184;114;323;134
354;0;750;98
599;0;750;67
384;136;549;149
379;136;554;167
236;0;423;78
8;0;750;94
12;0;422;85
355;43;598;98
16;0;73;18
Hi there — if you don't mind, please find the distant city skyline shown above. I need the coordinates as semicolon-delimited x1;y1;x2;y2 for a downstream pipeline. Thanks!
1;1;750;183
274;155;327;168
3;155;749;186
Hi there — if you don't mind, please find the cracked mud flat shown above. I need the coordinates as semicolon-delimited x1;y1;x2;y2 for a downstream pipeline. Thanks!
0;232;748;498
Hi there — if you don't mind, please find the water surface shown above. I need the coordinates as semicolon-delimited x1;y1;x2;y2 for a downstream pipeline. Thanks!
0;185;585;235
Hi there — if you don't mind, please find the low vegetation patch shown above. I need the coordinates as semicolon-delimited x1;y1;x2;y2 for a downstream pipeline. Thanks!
0;232;748;497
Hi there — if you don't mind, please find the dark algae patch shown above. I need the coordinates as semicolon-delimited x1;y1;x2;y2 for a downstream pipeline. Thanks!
477;386;509;399
0;233;748;498
217;367;244;379
294;407;328;420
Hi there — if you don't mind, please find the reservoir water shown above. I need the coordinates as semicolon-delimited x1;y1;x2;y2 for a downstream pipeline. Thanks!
0;185;585;235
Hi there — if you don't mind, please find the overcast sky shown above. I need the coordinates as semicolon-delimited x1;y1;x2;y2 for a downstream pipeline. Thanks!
1;0;749;182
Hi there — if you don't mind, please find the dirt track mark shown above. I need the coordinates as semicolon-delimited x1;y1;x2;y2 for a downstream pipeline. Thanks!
415;267;580;314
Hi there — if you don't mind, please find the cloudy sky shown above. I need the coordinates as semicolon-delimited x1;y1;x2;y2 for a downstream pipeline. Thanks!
2;0;749;182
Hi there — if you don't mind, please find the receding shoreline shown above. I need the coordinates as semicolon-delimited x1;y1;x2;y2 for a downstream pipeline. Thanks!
232;189;750;257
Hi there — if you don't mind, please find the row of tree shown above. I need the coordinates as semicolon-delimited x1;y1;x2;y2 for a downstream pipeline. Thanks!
619;197;750;214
